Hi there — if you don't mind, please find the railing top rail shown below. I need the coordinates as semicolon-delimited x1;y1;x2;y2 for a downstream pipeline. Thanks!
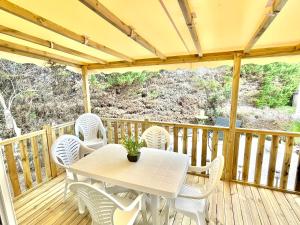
236;128;300;137
51;121;75;129
101;117;230;131
0;130;46;146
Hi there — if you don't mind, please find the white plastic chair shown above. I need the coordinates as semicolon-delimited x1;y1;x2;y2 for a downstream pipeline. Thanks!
141;126;170;150
172;155;224;225
51;135;94;201
75;113;107;149
69;182;147;225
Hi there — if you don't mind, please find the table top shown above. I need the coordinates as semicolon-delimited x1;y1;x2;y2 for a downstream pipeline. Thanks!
70;144;189;198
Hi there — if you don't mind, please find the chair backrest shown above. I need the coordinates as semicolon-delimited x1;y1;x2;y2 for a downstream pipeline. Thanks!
69;182;119;225
141;126;170;150
51;135;81;168
203;155;224;196
75;113;107;142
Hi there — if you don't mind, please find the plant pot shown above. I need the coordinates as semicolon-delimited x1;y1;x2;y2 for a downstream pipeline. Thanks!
127;152;141;162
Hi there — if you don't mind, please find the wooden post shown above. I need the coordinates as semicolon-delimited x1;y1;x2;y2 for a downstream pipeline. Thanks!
225;53;242;181
82;65;91;113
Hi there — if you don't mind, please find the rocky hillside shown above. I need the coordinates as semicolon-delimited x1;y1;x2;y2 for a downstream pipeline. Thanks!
0;59;297;139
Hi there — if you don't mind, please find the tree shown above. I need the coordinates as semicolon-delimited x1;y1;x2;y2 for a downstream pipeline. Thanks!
0;60;41;138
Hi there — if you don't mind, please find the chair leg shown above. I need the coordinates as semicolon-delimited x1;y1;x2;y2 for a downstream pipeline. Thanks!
164;199;170;225
63;180;68;202
141;196;148;225
205;200;210;222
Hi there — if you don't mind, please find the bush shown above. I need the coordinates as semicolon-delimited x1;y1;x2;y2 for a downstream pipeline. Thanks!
106;71;159;87
255;63;300;108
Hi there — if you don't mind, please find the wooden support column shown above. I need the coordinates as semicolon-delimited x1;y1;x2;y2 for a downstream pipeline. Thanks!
225;53;242;181
81;66;91;113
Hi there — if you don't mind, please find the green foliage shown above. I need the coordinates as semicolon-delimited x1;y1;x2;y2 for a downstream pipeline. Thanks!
106;71;159;87
193;73;231;120
122;137;145;156
289;121;300;132
245;62;300;108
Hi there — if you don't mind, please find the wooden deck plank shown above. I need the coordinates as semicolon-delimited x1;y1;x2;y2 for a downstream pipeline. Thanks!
13;173;300;225
273;191;300;225
257;188;280;225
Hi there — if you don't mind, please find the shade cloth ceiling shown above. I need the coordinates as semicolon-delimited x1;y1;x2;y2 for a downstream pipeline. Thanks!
0;0;299;71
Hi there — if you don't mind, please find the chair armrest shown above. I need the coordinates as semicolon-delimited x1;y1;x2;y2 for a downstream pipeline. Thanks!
177;192;209;199
117;193;144;212
188;164;212;173
79;144;94;158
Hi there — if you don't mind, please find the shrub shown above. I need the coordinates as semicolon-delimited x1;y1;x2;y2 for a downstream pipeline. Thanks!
255;63;300;108
106;71;159;87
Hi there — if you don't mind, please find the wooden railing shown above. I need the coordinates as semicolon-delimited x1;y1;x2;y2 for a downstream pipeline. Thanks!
1;118;299;198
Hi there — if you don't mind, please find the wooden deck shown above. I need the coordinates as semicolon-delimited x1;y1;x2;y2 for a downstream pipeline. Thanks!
13;174;300;225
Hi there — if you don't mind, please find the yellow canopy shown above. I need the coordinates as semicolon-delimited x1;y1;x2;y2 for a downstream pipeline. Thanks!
0;0;299;71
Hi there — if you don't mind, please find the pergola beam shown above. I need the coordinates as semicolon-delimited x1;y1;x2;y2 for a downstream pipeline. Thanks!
0;25;106;64
244;0;288;53
81;66;91;113
178;0;202;56
79;0;166;59
0;39;82;67
0;0;133;62
87;44;300;70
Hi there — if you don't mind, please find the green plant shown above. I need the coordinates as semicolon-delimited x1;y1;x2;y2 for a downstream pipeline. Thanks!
121;137;145;156
254;63;300;108
106;71;159;87
289;121;300;132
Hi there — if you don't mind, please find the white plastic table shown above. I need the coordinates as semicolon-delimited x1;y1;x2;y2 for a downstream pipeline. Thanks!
70;144;189;225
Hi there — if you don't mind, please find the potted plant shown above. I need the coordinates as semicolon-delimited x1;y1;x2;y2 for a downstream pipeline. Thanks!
122;137;145;162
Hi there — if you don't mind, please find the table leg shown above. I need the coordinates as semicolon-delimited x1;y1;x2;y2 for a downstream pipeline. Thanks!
150;194;160;225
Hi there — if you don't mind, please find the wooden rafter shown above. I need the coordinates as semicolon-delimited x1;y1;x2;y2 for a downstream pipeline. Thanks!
87;44;300;70
0;39;82;67
0;25;106;64
244;0;288;53
79;0;166;59
178;0;202;56
0;0;133;62
159;0;190;53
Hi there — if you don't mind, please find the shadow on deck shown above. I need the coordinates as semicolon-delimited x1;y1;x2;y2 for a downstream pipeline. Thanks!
13;174;300;225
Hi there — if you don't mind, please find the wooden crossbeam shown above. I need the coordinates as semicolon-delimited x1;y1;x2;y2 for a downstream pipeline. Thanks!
87;44;300;70
79;0;166;59
0;39;82;67
0;25;106;64
178;0;202;56
0;0;133;62
244;0;288;53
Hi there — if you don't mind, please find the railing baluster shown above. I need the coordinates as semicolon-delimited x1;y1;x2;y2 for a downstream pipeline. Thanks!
212;130;218;160
134;122;139;142
242;133;252;182
120;122;125;140
58;127;64;137
4;143;21;196
19;140;33;189
267;135;279;187
192;128;198;166
280;136;294;189
173;127;179;152
113;122;119;144
42;132;52;179
30;136;42;184
183;127;188;154
201;129;208;167
254;134;266;184
222;130;229;179
107;121;113;143
127;122;132;138
295;152;300;191
232;132;241;180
